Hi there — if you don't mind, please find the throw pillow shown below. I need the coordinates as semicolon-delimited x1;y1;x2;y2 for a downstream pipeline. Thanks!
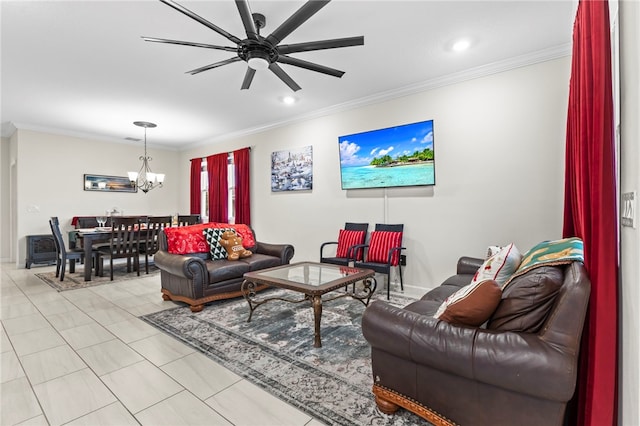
471;243;522;287
366;231;403;265
502;237;583;290
488;266;564;333
434;279;502;326
165;225;210;254
336;229;366;260
203;228;232;260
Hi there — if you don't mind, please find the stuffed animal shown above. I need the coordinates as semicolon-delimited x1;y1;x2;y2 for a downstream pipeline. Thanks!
218;230;252;261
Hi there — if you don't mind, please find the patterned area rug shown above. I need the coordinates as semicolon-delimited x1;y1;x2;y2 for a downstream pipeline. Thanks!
36;262;159;291
140;287;429;426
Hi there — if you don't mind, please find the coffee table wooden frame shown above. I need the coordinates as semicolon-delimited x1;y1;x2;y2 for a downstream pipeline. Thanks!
241;262;376;347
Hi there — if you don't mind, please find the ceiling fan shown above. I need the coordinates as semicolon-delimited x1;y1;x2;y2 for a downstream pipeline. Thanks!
143;0;364;92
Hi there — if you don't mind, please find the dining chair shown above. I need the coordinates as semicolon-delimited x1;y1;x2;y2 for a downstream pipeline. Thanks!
141;215;172;274
97;217;141;280
49;217;99;281
320;222;369;266
177;214;200;226
353;223;405;300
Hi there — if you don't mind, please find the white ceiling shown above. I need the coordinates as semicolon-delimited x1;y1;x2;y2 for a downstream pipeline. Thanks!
1;0;577;150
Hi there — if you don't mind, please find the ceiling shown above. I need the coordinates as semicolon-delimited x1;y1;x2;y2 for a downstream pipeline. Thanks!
1;0;577;150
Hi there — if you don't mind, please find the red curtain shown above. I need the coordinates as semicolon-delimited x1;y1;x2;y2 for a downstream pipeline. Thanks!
207;153;228;223
233;147;251;226
189;158;202;215
563;1;618;425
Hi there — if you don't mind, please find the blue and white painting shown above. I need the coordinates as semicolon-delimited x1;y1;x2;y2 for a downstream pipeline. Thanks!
271;146;313;192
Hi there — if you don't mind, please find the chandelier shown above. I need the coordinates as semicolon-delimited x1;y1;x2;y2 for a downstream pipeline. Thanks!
127;121;165;193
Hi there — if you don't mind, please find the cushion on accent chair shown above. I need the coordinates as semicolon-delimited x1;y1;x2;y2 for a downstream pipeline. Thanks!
366;231;403;265
336;229;366;260
434;279;502;326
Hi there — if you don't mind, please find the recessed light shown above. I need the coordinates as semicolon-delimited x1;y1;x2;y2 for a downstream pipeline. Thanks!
452;39;471;52
281;96;298;105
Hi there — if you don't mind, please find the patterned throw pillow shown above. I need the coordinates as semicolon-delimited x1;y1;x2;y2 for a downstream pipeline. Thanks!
366;231;403;265
434;279;502;326
165;225;210;254
203;228;232;260
336;229;366;260
471;243;522;287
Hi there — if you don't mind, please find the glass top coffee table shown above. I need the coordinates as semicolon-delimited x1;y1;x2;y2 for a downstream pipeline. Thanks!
241;262;377;347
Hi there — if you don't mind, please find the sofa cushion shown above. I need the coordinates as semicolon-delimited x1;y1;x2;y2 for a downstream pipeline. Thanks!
434;279;502;326
366;231;403;265
242;253;283;271
403;299;443;316
488;265;564;333
203;227;232;260
206;260;251;284
471;243;522;286
336;229;366;260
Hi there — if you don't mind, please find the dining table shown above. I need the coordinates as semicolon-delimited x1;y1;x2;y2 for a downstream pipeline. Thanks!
74;228;112;281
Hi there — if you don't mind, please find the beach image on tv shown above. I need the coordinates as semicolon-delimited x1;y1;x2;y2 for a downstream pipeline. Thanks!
338;120;435;189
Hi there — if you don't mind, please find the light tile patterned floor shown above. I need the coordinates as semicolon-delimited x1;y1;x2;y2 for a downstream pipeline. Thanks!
0;262;326;426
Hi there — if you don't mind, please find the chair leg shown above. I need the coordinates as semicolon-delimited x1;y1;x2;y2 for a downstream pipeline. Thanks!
60;261;66;282
398;265;404;291
110;258;114;281
55;259;61;277
145;253;149;274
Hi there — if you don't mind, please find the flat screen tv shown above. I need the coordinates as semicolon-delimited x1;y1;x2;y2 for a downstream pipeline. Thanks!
338;119;435;190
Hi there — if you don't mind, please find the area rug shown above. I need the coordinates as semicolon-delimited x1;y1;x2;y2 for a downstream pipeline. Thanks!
140;287;429;426
36;262;159;291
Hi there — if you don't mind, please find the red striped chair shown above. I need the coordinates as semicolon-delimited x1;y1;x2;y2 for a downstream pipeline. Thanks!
320;222;368;266
354;224;405;299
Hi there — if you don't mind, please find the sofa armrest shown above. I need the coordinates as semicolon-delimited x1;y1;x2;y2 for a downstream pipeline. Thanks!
362;300;577;402
255;241;295;265
456;256;484;275
154;250;207;282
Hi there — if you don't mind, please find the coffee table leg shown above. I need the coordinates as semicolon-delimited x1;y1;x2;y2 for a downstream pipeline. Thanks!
312;295;322;348
241;280;258;322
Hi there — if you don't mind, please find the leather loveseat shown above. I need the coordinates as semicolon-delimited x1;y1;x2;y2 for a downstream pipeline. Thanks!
154;223;294;312
362;253;591;426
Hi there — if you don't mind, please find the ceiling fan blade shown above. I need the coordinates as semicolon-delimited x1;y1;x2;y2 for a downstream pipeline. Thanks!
277;56;344;78
269;63;301;91
278;36;364;54
266;0;331;46
159;0;242;44
235;0;259;41
142;37;237;52
186;57;242;75
241;67;256;90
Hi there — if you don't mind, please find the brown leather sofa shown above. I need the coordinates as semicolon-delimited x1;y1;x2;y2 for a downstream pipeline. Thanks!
154;228;294;312
362;256;591;426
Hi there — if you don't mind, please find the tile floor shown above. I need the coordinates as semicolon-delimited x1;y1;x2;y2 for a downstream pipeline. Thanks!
0;261;326;426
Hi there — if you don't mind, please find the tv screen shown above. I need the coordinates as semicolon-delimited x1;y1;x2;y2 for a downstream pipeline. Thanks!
338;119;435;190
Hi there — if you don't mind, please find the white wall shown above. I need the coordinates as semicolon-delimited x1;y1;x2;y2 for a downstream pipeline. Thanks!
0;137;10;261
13;130;181;266
619;1;640;424
181;57;571;290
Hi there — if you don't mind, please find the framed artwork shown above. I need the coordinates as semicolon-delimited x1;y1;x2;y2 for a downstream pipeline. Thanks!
83;174;137;193
271;146;313;192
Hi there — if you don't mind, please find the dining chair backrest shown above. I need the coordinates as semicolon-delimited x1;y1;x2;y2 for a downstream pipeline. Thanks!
109;217;141;255
49;217;63;255
145;216;172;253
177;214;200;226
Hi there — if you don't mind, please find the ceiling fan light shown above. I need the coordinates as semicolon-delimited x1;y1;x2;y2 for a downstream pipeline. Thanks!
248;56;269;71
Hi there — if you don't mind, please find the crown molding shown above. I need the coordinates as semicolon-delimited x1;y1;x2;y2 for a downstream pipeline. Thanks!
188;43;572;150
